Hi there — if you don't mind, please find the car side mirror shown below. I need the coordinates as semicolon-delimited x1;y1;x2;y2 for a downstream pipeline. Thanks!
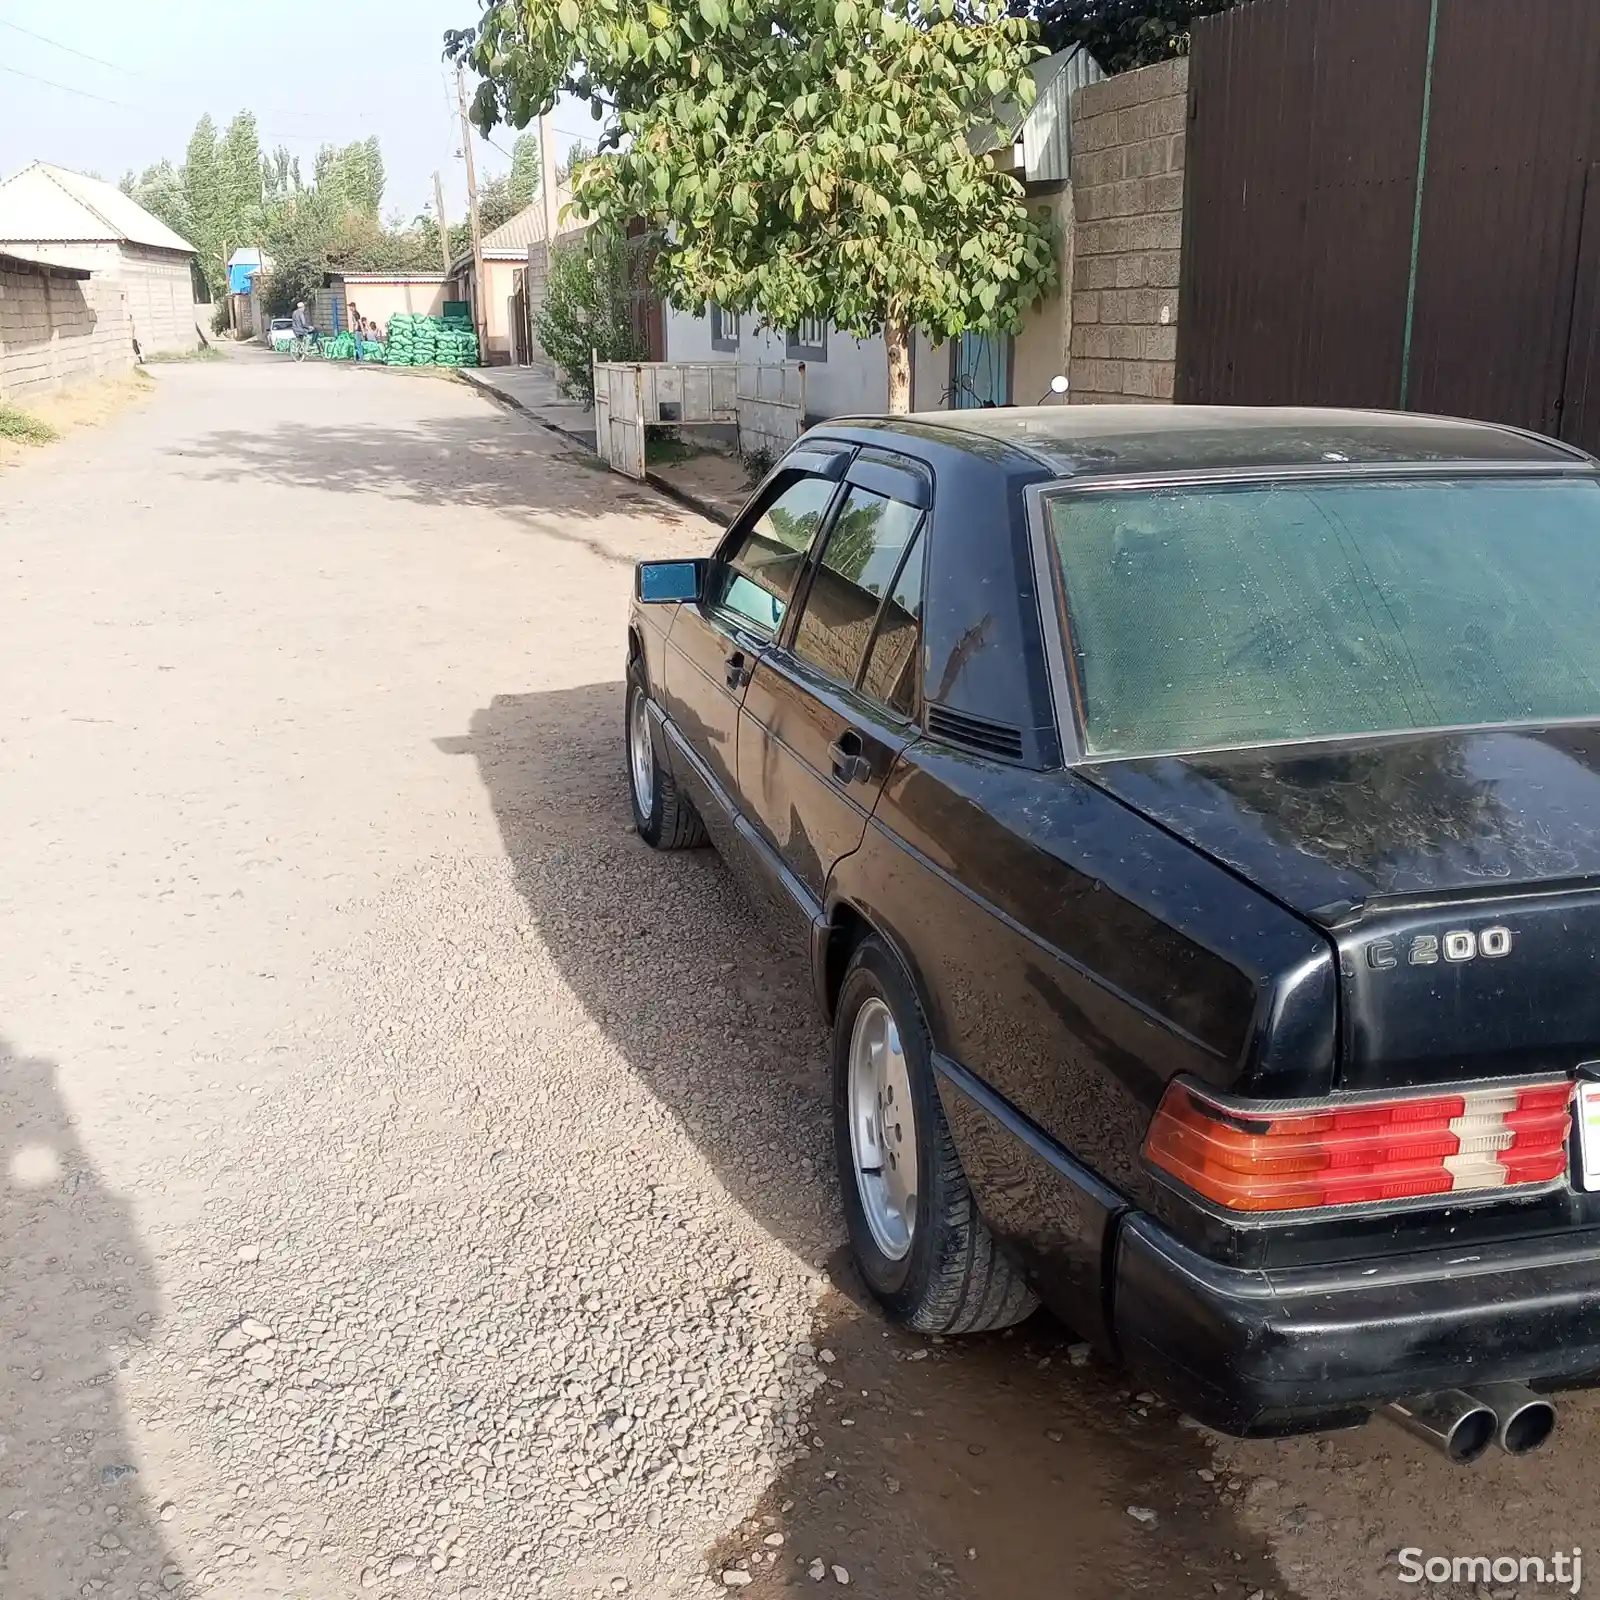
636;559;704;604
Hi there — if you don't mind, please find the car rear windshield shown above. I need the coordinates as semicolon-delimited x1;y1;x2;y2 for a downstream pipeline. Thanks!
1046;473;1600;757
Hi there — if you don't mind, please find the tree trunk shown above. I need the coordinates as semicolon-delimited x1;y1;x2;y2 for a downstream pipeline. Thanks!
885;322;911;414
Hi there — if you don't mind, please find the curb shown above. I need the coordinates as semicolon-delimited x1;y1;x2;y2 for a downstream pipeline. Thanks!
642;472;732;527
459;370;732;526
459;369;593;452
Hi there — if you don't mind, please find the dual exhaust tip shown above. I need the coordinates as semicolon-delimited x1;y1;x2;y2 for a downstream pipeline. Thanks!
1385;1383;1556;1463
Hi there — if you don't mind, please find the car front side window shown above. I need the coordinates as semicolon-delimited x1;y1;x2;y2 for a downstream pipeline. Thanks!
789;486;924;691
711;475;838;637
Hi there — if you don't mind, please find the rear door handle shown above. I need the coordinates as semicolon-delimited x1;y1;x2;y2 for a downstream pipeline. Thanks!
828;730;872;785
725;649;749;690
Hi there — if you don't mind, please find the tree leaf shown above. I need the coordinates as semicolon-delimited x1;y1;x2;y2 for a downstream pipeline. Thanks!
556;0;580;30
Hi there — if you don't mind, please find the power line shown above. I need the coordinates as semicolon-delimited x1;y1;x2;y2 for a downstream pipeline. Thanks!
1;63;325;149
0;17;136;75
0;61;140;108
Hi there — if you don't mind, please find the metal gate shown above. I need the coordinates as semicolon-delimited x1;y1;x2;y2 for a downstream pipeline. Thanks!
593;359;807;481
1177;0;1600;451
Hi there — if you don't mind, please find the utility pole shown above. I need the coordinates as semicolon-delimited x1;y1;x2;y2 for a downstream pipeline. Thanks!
432;170;453;277
539;112;560;251
454;67;489;357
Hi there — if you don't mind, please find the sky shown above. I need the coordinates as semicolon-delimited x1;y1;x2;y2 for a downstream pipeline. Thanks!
0;0;594;225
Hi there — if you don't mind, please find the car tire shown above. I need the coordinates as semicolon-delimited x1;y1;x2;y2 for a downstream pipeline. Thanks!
833;936;1039;1335
625;667;706;850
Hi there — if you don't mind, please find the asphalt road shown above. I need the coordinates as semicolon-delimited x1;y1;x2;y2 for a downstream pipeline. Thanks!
1;351;1593;1600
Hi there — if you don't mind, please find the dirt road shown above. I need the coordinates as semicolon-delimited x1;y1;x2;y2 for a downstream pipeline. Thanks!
0;353;1592;1600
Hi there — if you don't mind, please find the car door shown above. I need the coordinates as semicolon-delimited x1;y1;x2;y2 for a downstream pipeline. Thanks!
662;467;844;814
737;453;931;916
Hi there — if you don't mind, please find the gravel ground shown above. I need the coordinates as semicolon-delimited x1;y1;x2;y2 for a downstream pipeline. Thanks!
2;352;1596;1600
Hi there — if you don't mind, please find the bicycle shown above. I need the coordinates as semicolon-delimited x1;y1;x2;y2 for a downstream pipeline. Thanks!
291;331;322;363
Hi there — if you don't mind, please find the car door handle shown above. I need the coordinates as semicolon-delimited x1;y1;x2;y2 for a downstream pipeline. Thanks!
725;650;750;690
828;731;872;785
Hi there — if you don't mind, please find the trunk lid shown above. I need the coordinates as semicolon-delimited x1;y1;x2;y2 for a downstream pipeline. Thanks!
1087;726;1600;1089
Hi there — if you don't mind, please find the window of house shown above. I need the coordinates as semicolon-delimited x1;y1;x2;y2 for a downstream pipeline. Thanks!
711;306;741;352
790;486;924;691
712;474;838;636
786;317;828;362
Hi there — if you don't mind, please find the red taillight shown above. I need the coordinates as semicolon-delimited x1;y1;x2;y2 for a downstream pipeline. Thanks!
1144;1079;1574;1213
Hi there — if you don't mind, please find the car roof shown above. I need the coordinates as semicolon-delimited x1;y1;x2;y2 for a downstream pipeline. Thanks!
820;404;1592;478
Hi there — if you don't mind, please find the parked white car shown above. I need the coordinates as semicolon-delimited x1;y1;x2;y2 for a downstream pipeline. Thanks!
266;317;294;351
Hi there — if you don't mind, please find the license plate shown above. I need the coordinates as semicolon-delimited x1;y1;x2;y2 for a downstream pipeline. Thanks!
1575;1082;1600;1191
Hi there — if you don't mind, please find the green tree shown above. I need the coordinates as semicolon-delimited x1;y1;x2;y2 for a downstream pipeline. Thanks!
262;146;303;201
184;115;225;293
314;138;385;215
477;173;522;233
218;114;263;222
120;160;194;247
448;0;1055;411
557;138;594;188
534;227;648;405
508;131;542;208
1025;0;1245;71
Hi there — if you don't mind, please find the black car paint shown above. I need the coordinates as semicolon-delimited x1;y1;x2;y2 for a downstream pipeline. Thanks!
627;407;1600;1435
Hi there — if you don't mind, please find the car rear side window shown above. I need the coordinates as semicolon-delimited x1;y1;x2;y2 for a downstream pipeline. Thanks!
713;475;838;636
859;530;925;716
790;486;923;690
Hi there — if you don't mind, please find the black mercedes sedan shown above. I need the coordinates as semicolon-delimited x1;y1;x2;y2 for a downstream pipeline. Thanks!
623;405;1600;1462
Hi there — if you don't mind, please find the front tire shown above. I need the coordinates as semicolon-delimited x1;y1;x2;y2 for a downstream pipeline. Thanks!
625;667;706;850
833;937;1038;1334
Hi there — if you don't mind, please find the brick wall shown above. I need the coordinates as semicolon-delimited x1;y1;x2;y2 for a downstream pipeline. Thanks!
1068;57;1187;403
0;266;134;402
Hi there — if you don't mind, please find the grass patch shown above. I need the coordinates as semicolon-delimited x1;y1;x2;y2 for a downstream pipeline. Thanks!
0;370;152;468
646;428;704;467
0;403;58;445
142;343;223;363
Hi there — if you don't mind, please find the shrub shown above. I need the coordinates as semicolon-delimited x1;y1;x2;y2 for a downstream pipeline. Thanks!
534;227;648;408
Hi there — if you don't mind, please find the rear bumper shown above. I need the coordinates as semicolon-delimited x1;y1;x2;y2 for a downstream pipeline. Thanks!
934;1053;1600;1436
1114;1214;1600;1435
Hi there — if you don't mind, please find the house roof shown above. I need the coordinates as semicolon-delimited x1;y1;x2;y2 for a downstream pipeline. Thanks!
971;45;1107;185
0;163;196;254
331;272;449;285
449;192;584;272
0;246;91;279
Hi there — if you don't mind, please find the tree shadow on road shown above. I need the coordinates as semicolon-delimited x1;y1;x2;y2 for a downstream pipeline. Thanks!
169;406;702;565
0;1034;181;1599
453;681;1298;1599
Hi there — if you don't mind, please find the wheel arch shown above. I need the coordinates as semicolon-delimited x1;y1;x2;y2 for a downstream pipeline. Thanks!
818;890;945;1055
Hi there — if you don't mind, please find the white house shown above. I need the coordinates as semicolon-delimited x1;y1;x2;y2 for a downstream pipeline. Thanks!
0;163;202;355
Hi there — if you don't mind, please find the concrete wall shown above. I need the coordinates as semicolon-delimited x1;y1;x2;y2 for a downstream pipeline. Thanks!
664;305;943;421
335;280;449;335
0;264;134;401
6;240;201;354
1012;187;1075;406
1068;57;1187;403
477;259;522;363
121;246;201;355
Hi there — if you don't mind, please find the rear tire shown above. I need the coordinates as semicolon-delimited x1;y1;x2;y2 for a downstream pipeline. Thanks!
833;936;1038;1334
626;667;705;850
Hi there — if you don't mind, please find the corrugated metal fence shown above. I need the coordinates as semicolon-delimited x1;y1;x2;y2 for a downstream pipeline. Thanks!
1177;0;1600;453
